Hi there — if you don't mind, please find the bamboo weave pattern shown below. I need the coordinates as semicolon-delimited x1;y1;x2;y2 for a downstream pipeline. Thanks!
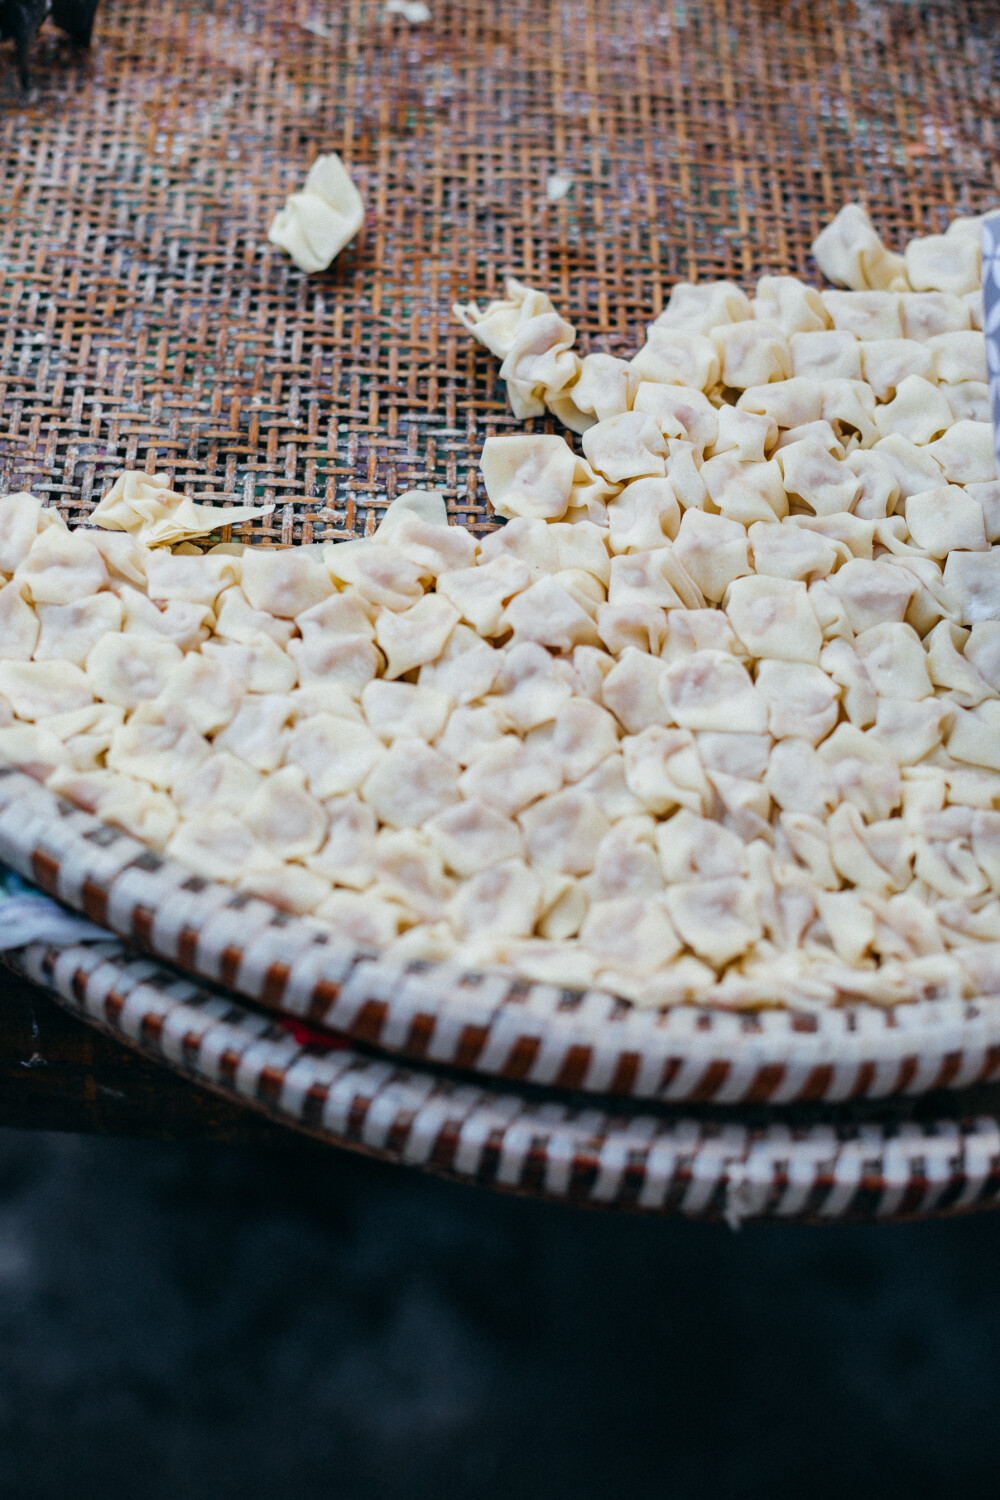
2;0;999;542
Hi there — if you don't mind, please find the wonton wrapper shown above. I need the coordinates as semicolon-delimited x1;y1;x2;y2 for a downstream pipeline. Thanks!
900;292;971;341
874;376;953;446
282;712;385;798
904;487;988;558
324;541;424;611
811;203;909;292
384;0;431;20
738;377;825;430
790;331;863;382
121;587;214;652
872;434;945;499
107;702;211;790
446;859;542;939
673;510;750;603
479;434;577;520
710;406;777;463
777;440;861;516
86;633;182;709
0;660;93;720
904;233;981;298
630;328;721;392
453;278;560;360
652;280;752;335
171;752;262;820
437;555;531;636
942;382;990;424
167;814;281;885
860;339;935;401
747;521;842;583
724;576;823;665
605;478;680;555
241;547;334;617
853;622;932;700
144;551;240;606
756;660;840;744
0;493;47;574
498;311;579;419
700;455;787;525
518;788;610;876
459;738;563;817
267;153;365;274
15;527;107;604
0;581;39;660
361;679;451;744
622;726;712;815
424;798;524;876
375;594;460;678
661;651;767;733
712;320;791;389
374;488;449;536
378;511;476;578
556;353;638;426
241;766;328;861
665;442;710;512
927;332;987;386
607;547;702;613
503;576;602;652
665;876;764;967
924;422;995;486
943;551;1000;627
91;471;272;548
35;595;124;666
632;383;719;451
581;894;683;977
525;698;619;785
581;413;668;483
822;291;903;342
752;276;830;336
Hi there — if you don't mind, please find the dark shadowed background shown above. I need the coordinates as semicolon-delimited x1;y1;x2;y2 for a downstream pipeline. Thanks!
0;1128;998;1500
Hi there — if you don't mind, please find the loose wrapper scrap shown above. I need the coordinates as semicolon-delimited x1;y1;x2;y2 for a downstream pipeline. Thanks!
90;472;274;547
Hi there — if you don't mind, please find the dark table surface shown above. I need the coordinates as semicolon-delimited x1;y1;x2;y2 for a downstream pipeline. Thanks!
2;1063;1000;1500
8;968;1000;1500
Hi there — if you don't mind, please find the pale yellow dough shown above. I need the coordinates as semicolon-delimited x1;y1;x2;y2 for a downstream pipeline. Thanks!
267;154;364;275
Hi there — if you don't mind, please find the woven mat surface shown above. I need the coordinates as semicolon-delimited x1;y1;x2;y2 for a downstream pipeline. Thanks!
1;0;999;543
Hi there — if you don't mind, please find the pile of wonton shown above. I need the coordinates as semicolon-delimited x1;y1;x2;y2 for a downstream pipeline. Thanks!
1;201;999;1011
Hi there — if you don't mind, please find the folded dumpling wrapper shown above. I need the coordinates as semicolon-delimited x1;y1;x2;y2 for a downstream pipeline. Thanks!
384;0;431;20
267;154;365;274
90;472;274;548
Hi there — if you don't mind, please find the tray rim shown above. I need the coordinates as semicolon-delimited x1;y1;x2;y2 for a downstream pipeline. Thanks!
6;932;1000;1223
3;762;1000;1108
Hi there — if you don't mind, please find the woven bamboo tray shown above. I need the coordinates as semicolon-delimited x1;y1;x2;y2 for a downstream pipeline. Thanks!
6;763;1000;1106
4;0;998;519
6;929;1000;1222
4;0;1000;1107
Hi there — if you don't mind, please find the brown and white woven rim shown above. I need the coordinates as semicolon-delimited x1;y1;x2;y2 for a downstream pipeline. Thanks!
4;761;1000;1107
6;931;1000;1223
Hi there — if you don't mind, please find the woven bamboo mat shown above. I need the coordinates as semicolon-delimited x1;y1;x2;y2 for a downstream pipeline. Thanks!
2;0;999;544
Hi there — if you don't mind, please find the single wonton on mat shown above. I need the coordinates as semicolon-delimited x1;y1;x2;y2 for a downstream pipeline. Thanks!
267;153;365;274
